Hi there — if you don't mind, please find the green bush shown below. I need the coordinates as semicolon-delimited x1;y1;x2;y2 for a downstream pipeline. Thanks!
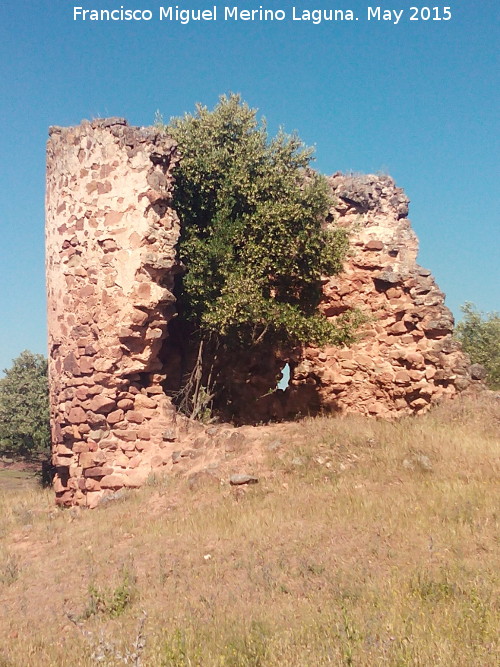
165;94;354;349
455;303;500;389
0;351;50;456
83;568;136;619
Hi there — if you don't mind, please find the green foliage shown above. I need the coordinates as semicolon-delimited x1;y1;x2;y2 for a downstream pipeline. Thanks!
83;568;135;619
165;94;353;348
455;303;500;389
0;351;50;456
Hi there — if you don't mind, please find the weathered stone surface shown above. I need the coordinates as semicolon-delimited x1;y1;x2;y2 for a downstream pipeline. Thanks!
88;395;116;414
117;398;134;410
83;466;113;478
470;364;487;380
119;431;138;442
229;474;259;486
46;119;181;507
126;410;145;424
107;409;124;424
47;124;482;508
209;174;482;423
283;173;480;419
79;452;100;469
134;394;157;409
100;474;126;489
67;407;87;424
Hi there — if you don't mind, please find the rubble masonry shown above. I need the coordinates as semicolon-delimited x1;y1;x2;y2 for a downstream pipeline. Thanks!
46;121;480;506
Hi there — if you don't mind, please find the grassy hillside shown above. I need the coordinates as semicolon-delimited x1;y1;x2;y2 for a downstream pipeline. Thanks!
0;394;498;666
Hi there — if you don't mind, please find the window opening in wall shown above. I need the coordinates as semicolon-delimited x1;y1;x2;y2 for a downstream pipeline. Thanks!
277;363;291;391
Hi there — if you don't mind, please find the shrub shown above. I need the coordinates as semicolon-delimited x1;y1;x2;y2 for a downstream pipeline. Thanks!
455;303;500;389
165;94;353;349
83;568;136;619
0;351;50;456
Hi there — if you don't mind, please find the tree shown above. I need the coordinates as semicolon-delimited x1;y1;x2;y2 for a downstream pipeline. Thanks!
0;351;50;456
165;94;355;349
455;303;500;389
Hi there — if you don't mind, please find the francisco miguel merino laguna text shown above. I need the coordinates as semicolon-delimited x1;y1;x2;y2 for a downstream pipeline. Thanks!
73;6;453;24
74;6;370;24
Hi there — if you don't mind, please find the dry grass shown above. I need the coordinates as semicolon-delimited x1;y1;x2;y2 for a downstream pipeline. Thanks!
0;394;498;666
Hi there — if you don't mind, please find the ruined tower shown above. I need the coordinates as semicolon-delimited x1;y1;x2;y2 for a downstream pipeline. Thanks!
46;120;479;507
46;119;182;507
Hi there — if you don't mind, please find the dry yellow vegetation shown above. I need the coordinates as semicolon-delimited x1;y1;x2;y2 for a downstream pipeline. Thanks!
0;394;499;666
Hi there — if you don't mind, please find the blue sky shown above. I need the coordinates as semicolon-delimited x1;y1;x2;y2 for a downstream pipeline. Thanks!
0;1;498;372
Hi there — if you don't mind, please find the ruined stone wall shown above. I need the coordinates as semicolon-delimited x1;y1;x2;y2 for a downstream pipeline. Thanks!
46;119;182;507
46;120;480;507
285;174;476;418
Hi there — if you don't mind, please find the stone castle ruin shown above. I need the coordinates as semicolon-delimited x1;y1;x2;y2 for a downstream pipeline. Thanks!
46;118;480;507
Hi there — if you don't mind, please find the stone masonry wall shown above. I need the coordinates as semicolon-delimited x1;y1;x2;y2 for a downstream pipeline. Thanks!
285;174;477;418
46;119;183;507
46;121;480;507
